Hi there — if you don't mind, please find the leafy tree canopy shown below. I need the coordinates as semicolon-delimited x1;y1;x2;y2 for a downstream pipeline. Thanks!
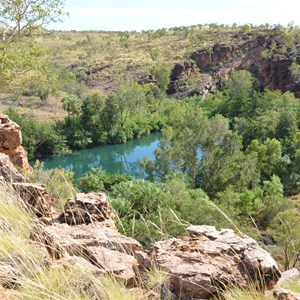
0;0;66;96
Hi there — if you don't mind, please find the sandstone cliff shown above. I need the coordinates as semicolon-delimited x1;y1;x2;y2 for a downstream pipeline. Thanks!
0;114;32;172
189;31;300;97
162;30;300;98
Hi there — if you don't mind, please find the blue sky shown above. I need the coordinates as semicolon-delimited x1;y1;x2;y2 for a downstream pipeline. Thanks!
50;0;300;31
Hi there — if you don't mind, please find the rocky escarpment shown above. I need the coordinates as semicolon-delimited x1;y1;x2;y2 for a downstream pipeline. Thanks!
188;31;300;97
163;30;300;98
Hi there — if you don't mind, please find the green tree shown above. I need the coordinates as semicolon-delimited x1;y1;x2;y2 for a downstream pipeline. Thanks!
81;93;106;144
257;175;288;229
0;0;65;41
246;139;282;180
0;0;65;95
200;132;259;197
61;96;82;116
100;80;146;143
144;104;207;186
268;209;300;270
150;62;172;95
221;70;259;118
113;80;146;126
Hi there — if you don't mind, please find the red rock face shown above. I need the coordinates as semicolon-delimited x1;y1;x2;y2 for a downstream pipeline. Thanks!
189;32;300;97
0;114;32;172
149;225;281;299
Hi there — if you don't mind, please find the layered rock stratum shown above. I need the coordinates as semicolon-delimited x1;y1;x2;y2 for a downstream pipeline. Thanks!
0;114;32;172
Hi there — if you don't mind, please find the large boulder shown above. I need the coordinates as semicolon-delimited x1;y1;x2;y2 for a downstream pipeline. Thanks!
0;153;24;183
149;225;281;299
55;193;115;228
31;222;149;284
0;114;32;172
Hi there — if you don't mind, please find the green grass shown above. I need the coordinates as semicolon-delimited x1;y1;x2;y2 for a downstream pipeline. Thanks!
0;183;41;263
278;277;300;293
28;160;77;210
0;182;144;300
221;287;274;300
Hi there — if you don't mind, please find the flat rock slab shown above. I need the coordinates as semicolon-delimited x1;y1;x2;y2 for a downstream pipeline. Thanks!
149;225;281;299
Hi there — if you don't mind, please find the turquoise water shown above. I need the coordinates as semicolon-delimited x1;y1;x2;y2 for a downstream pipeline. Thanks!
31;133;161;179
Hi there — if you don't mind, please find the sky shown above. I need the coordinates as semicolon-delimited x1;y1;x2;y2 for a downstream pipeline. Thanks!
50;0;300;32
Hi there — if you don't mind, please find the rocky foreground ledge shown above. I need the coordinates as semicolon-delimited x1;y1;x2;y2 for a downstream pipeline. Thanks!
0;113;297;299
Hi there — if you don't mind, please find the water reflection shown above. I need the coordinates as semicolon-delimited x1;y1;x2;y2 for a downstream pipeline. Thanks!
31;133;161;179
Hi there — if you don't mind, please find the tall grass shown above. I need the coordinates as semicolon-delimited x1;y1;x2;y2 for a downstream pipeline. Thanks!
17;265;143;300
221;287;274;300
0;182;42;266
0;181;144;299
27;161;77;210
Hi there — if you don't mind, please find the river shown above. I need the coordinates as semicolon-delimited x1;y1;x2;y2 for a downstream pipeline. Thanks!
31;133;161;179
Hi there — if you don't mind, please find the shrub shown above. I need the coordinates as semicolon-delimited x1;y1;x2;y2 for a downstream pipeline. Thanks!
78;168;132;193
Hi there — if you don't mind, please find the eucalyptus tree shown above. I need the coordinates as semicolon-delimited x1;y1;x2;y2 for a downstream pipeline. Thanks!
0;0;66;96
0;0;65;41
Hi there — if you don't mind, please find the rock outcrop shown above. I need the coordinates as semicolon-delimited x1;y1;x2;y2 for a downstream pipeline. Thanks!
32;222;148;284
167;62;198;98
55;193;115;227
0;114;32;172
0;151;53;217
189;32;300;96
149;225;281;299
31;191;149;284
12;182;54;217
0;153;24;183
0;114;55;217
